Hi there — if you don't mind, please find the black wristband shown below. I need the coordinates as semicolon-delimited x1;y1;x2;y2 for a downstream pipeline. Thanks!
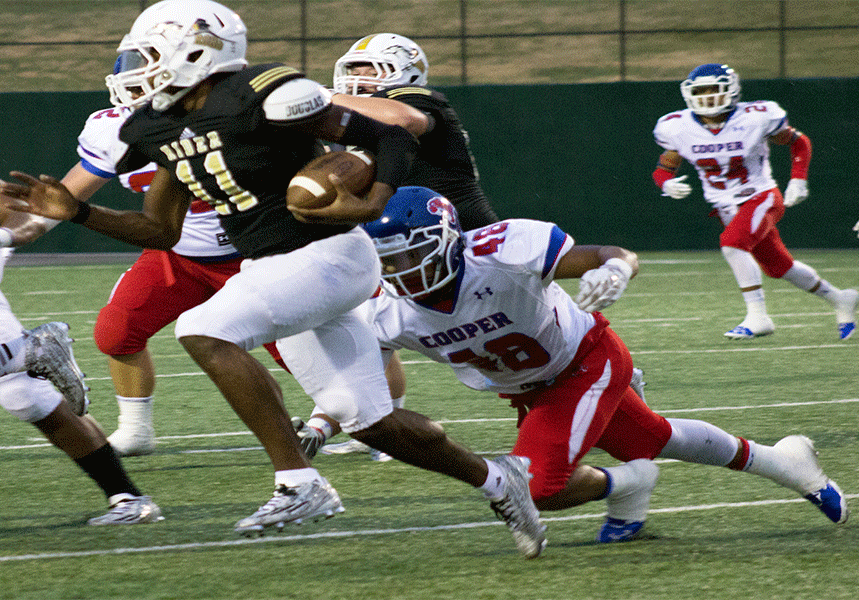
70;202;91;224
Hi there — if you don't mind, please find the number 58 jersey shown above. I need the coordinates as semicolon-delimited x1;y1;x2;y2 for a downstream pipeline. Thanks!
653;101;790;207
362;219;598;394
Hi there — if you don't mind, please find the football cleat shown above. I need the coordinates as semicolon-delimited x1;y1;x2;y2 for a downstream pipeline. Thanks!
320;438;373;455
24;322;89;416
596;517;646;543
488;455;547;559
319;436;393;462
834;288;858;340
773;435;849;524
630;367;647;404
805;481;849;525
234;478;344;536
724;316;775;339
370;448;394;462
88;495;163;525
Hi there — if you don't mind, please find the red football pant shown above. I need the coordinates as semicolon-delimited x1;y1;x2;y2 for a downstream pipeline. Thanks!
510;327;672;502
93;249;280;362
719;188;794;278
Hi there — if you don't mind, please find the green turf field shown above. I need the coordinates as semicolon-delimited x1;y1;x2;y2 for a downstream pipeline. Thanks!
0;249;857;600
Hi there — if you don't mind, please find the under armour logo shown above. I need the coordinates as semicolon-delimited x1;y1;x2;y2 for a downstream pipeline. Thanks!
474;287;493;300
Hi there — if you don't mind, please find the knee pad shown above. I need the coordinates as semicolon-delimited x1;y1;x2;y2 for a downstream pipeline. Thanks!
94;304;147;356
0;371;63;423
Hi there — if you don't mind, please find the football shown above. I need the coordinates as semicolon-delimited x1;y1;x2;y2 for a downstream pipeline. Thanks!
287;150;376;209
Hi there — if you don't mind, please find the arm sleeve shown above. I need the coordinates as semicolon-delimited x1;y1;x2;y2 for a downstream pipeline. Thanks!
653;166;675;188
339;111;419;189
789;131;811;179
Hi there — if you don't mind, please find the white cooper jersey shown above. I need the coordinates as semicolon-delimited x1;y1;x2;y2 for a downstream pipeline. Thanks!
77;107;238;258
653;100;789;207
363;219;597;394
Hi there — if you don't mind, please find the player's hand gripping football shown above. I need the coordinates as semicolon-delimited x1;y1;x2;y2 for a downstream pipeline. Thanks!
0;172;80;221
289;174;383;225
783;178;809;207
574;258;633;313
661;174;692;199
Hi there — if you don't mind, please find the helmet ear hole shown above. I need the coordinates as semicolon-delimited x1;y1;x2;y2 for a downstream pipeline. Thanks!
187;50;204;63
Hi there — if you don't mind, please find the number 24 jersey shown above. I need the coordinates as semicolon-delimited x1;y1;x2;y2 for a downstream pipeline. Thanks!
653;100;790;207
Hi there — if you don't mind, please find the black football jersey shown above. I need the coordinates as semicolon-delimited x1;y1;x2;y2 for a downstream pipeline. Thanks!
373;85;499;229
117;64;352;259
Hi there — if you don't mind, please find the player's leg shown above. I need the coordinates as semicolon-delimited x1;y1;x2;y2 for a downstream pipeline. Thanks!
317;349;406;460
718;194;780;338
658;417;848;524
0;368;161;524
94;250;243;455
514;328;661;542
754;228;858;340
174;229;382;535
276;281;544;555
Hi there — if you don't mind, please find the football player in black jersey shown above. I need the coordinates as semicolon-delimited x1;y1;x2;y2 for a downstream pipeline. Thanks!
331;33;500;231
0;0;546;557
294;33;503;459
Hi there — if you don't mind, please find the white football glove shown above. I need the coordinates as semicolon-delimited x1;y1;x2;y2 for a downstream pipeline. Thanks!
853;219;859;238
783;178;809;207
661;174;692;199
291;416;326;459
575;258;634;313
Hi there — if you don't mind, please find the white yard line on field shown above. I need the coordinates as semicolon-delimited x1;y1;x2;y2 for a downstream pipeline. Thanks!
1;493;857;564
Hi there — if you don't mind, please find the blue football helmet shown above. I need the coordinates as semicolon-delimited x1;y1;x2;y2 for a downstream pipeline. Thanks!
680;63;741;117
363;186;463;299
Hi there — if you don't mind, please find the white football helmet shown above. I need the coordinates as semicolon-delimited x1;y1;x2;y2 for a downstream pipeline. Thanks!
680;63;741;117
106;0;248;111
333;33;429;96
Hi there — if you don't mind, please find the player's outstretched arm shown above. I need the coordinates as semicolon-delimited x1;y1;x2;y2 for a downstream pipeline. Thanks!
1;167;188;250
554;245;638;313
0;171;81;221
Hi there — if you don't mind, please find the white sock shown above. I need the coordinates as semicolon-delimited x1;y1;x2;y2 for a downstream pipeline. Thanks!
812;280;839;304
481;458;507;500
275;467;321;488
601;463;638;499
0;335;26;376
391;395;406;410
741;289;768;319
116;396;153;429
782;261;841;304
599;460;658;522
659;418;740;466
